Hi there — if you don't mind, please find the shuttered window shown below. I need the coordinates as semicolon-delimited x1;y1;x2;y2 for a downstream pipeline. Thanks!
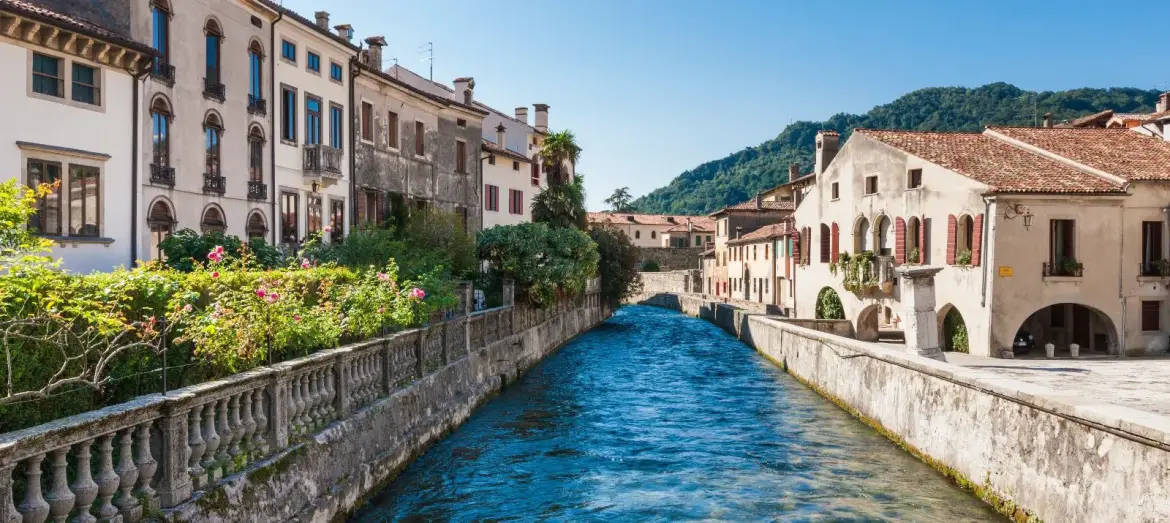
1142;301;1161;332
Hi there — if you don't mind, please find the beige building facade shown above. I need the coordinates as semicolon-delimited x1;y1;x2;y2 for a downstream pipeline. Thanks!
587;212;714;248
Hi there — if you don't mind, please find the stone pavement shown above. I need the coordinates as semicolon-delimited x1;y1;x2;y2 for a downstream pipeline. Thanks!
943;352;1170;417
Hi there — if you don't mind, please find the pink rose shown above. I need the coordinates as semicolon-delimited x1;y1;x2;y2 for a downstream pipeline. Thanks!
301;258;311;269
377;272;390;282
214;245;224;255
294;314;302;321
323;225;333;233
409;287;426;300
378;306;385;314
266;295;277;304
256;288;267;298
207;251;222;262
183;304;193;312
211;271;220;279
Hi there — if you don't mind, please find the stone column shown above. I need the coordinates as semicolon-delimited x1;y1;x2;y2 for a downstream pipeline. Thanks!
501;280;515;307
156;397;194;508
456;281;473;316
897;266;945;361
268;374;290;450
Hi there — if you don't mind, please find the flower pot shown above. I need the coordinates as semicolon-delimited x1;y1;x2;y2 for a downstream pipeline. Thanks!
1069;343;1080;359
1044;343;1055;359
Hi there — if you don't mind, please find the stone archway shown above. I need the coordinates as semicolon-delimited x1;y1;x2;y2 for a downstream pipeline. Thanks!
1012;303;1119;357
938;303;968;353
856;303;882;342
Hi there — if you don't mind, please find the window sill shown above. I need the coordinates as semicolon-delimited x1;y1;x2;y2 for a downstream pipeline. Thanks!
905;187;923;192
40;235;115;246
281;139;298;147
330;78;343;86
830;197;840;202
1137;276;1169;282
1042;276;1082;283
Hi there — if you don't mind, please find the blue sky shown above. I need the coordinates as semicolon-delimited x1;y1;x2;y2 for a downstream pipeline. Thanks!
281;0;1168;211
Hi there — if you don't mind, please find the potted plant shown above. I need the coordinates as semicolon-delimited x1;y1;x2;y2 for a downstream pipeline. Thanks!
1060;257;1083;276
908;248;920;265
1155;259;1170;277
955;249;972;266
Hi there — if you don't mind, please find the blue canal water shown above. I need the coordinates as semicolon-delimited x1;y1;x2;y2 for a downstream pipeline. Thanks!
351;305;1000;522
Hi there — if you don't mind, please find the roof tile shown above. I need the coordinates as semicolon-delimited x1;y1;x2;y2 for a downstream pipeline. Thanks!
989;126;1170;182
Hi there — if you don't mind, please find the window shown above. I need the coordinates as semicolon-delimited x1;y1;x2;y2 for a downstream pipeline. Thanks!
152;1;170;63
864;175;878;195
245;211;267;240
149;201;173;259
204;21;222;85
1142;301;1162;332
281;87;296;141
330;62;343;82
151;98;171;167
509;189;523;215
305;95;322;145
281;39;296;62
1049;219;1076;267
204;113;221;176
330;104;343;149
1142;221;1163;275
531;162;540;186
71;63;99;105
201;206;225;234
635;230;641;239
32;53;62;97
281;192;298;244
27;160;61;235
484;185;499;212
306;51;320;73
414;121;425;156
488;155;495;165
249;42;263;100
831;182;839;200
456;141;467;173
361;102;373;141
387;111;398;148
908;168;923;189
329;199;344;243
69;165;100;237
513;161;520;171
651;231;657;239
307;195;322;234
457;118;467;128
248;127;264;182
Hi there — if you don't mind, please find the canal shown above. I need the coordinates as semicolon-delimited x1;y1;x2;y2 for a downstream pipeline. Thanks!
351;305;999;521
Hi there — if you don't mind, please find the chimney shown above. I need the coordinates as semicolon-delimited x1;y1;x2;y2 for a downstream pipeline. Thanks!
495;124;506;150
333;24;353;41
453;77;474;104
736;227;743;239
1043;112;1053;128
314;11;329;29
515;107;528;125
534;103;549;132
815;130;839;177
754;193;762;210
788;162;800;180
364;36;386;68
1158;92;1169;114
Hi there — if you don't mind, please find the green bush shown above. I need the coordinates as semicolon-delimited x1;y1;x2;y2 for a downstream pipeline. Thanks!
815;287;845;320
944;308;969;353
590;225;642;308
641;259;661;272
477;222;599;307
159;229;282;272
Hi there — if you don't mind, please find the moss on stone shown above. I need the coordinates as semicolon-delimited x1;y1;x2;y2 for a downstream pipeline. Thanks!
246;445;306;486
194;486;230;516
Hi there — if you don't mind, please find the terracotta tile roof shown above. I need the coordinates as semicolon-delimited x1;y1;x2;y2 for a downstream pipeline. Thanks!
0;0;156;56
482;139;530;163
1062;110;1113;128
587;212;713;229
1143;110;1170;123
856;129;1126;194
709;199;795;216
664;219;715;233
727;221;795;246
259;1;359;51
988;126;1170;182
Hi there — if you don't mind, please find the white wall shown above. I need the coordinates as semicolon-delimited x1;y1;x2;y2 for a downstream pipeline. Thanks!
0;41;135;273
482;155;535;228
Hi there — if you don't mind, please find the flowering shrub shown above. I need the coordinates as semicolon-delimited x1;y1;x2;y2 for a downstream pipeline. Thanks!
158;229;283;272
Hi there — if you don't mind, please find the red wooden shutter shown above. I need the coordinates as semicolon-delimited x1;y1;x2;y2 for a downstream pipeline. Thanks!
792;229;801;266
375;192;386;224
972;214;984;266
895;217;906;264
831;223;839;263
946;214;957;265
919;216;927;264
356;190;367;225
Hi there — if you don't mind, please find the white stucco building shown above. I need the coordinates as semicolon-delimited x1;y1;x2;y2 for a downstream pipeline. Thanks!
1;1;153;273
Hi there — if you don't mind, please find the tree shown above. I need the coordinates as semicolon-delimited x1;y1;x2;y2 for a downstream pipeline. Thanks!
539;130;582;186
604;187;636;213
815;287;845;320
531;172;588;230
590;225;642;308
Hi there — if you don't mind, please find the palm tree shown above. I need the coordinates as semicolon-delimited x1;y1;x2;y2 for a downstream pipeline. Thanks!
531;173;587;229
539;130;581;186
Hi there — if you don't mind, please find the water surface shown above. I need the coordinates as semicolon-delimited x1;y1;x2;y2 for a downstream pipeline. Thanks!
352;305;999;522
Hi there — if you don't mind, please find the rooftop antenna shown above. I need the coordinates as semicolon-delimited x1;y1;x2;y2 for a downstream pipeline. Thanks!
418;42;433;81
387;57;399;78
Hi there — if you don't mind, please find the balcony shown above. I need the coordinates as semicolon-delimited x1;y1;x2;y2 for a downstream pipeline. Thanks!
1043;260;1083;278
248;95;267;116
203;173;226;195
247;180;268;201
151;60;175;86
303;144;343;178
1139;260;1170;278
150;164;175;187
203;77;225;102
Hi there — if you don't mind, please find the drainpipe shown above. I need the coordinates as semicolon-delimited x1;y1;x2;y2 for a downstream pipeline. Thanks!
129;61;149;267
349;44;362;236
980;197;992;308
270;10;283;245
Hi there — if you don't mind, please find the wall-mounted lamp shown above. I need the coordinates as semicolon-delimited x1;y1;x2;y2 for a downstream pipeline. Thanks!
311;180;321;193
1004;203;1034;230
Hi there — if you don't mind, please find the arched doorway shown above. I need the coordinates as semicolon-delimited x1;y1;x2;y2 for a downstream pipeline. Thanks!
201;205;226;234
938;304;968;353
1013;303;1118;357
147;199;174;261
245;211;268;240
815;287;845;320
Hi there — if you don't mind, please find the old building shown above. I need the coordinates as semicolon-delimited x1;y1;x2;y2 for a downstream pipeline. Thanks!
724;221;796;311
134;0;277;260
587;212;714;248
793;125;1170;358
352;54;485;232
481;136;533;227
1;0;153;272
708;197;794;298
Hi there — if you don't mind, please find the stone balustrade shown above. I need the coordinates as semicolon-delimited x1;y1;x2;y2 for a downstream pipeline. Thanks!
0;279;600;523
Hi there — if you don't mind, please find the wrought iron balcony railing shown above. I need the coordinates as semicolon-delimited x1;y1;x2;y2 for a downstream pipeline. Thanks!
151;60;175;85
203;77;225;102
203;173;226;195
1043;261;1083;278
247;180;268;201
248;95;267;116
150;164;175;187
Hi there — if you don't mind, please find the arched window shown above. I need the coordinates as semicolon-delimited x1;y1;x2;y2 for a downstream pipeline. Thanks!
201;206;226;234
204;20;224;95
875;215;892;256
907;216;923;263
854;216;870;253
819;223;831;263
248;125;265;184
148;199;174;260
957;215;974;253
150;96;172;169
248;40;264;102
246;211;268;240
204;112;223;181
635;230;640;239
650;230;657;240
151;0;170;65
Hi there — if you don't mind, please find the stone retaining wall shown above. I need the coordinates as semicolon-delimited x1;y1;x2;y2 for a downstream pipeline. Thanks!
640;293;1170;523
638;247;702;271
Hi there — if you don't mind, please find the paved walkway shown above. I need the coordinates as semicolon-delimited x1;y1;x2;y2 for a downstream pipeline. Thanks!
943;352;1170;417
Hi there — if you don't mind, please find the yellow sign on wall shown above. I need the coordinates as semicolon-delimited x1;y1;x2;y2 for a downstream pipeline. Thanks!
998;266;1013;277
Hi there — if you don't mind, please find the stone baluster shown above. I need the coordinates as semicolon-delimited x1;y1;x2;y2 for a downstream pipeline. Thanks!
294;376;308;436
93;434;119;523
335;354;352;420
186;407;206;489
287;379;301;437
69;441;98;523
133;422;158;512
214;399;231;472
308;371;322;428
200;403;220;481
353;359;364;406
114;428;141;522
1;462;18;523
227;395;244;461
17;454;49;523
251;390;269;456
240;390;256;457
298;374;311;431
320;370;333;420
43;448;75;523
362;356;373;401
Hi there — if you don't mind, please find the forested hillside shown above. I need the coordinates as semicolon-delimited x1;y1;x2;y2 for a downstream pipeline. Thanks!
633;83;1161;215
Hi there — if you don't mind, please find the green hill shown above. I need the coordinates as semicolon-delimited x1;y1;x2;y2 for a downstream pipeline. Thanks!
632;83;1161;215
